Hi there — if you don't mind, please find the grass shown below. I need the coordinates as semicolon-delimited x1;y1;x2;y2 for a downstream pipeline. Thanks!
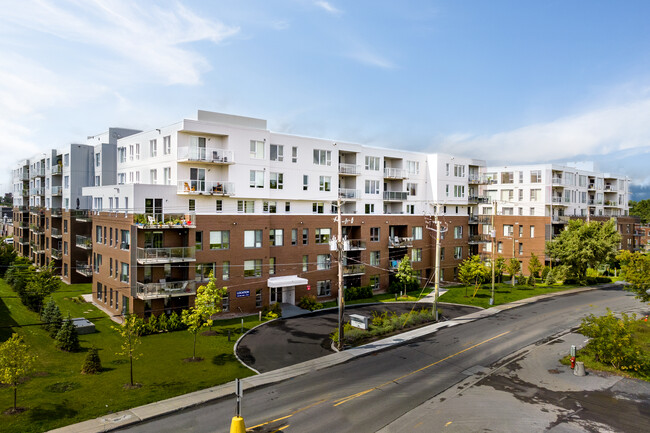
438;281;583;309
320;287;434;309
0;279;259;433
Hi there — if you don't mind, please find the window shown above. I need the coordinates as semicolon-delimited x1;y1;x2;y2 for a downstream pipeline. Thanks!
250;170;264;188
210;231;229;249
96;226;103;243
263;201;277;213
454;226;463;239
245;230;263;248
530;226;535;238
135;143;140;160
503;225;513;236
406;204;415;214
365;180;380;194
453;164;465;177
454;246;462;260
285;201;291;212
365;203;375;214
407;183;417;195
530;207;535;216
223;261;230;280
370;251;380;266
501;172;514;184
319;176;331;191
256;290;262;308
216;200;222;212
530;189;540;201
315;228;331;244
302;228;308;245
64;176;69;189
445;184;449;197
497;242;503;254
64;153;69;166
150;169;157;184
317;280;331;297
164;167;171;185
302;255;308;271
196;231;203;250
150;139;157;157
519;243;524;256
222;292;230;312
412;248;422;262
189;199;195;212
370;275;380;290
237;200;255;213
120;230;130;249
292;146;298;163
440;247;445;261
95;176;100;186
365;156;380;170
97;283;102;302
129;145;134;160
109;228;113;246
413;226;423;240
64;220;68;233
269;258;276;275
517;189;523;201
312;202;324;214
317;254;331;270
94;253;102;273
269;229;283;246
244;259;262;278
454;185;465;198
303;175;309;191
313;149;332;166
95;153;101;167
519;225;524;237
270;144;284;161
530;170;542;183
370;227;380;242
120;263;129;283
500;189;514;201
291;228;298;245
250;140;264;159
269;172;284;190
407;160;420;174
163;136;171;154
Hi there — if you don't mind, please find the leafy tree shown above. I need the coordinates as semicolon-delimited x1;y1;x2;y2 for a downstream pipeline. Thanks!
55;314;80;352
0;334;36;412
506;258;521;286
546;219;621;283
630;199;650;224
5;257;34;299
181;275;226;360
616;250;650;302
527;252;542;279
22;263;60;313
458;255;490;297
81;347;102;374
112;315;144;386
494;255;506;283
41;297;63;338
0;242;17;278
394;255;418;296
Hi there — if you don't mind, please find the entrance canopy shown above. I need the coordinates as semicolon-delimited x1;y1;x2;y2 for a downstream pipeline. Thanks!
267;275;308;288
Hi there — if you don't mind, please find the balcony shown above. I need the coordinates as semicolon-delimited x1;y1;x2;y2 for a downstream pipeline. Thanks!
468;234;491;244
136;247;195;264
134;213;196;229
20;189;28;197
468;195;490;204
343;264;366;276
51;227;62;238
75;262;92;277
588;184;596;190
388;236;413;248
551;215;570;224
51;165;63;175
51;186;62;196
75;235;92;250
384;168;407;179
588;199;603;206
51;248;62;259
177;147;234;164
344;239;366;250
469;215;492;225
468;175;496;185
338;163;360;175
551;197;569;205
30;187;44;196
30;167;45;178
177;180;235;196
72;210;91;222
338;188;360;200
51;207;63;217
604;185;617;192
604;201;619;208
135;280;197;300
383;191;408;201
551;177;565;186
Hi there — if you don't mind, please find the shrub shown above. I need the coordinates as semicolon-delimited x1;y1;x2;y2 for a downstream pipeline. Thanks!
527;275;536;286
41;297;63;338
545;269;557;285
168;311;184;331
563;277;581;285
388;280;419;294
56;314;80;352
157;313;169;332
81;347;102;374
145;314;158;335
298;295;323;311
344;285;373;301
262;302;283;320
541;266;551;281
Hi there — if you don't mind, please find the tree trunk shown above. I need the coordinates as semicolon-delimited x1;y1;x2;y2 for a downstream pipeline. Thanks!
193;332;197;360
13;386;17;411
130;356;134;386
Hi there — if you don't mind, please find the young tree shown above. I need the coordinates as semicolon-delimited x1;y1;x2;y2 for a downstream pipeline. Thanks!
506;258;521;286
395;255;418;296
112;315;144;387
5;257;34;300
0;242;17;278
494;255;506;283
55;314;80;352
81;347;102;374
527;252;542;280
546;219;621;282
458;255;490;297
181;275;226;360
23;262;60;313
616;250;650;302
0;334;36;413
41;297;63;338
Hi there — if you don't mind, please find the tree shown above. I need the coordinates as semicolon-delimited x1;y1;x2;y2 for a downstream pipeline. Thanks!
616;250;650;302
506;258;521;286
181;275;226;360
494;256;506;283
5;257;34;300
0;242;16;278
41;297;63;338
55;314;80;352
458;255;490;297
527;252;542;279
629;199;650;224
22;263;60;313
545;219;621;283
0;334;36;413
394;255;418;296
81;347;102;374
112;315;144;387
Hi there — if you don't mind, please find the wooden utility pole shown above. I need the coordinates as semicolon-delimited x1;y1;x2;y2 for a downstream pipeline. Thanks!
433;211;441;321
490;201;496;305
336;197;344;351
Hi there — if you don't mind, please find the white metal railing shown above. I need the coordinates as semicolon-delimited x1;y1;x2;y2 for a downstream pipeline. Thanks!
384;167;407;178
136;247;195;263
177;180;235;196
338;188;360;199
344;239;366;250
338;163;360;175
178;147;234;164
135;280;197;299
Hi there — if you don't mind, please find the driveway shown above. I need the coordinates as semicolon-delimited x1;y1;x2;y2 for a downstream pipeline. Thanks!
236;302;480;373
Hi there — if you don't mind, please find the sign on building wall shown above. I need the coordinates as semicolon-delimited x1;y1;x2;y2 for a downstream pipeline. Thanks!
236;290;250;298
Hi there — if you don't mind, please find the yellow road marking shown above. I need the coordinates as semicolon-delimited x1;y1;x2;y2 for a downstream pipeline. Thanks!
333;331;510;407
269;425;289;432
445;421;453;426
247;399;326;430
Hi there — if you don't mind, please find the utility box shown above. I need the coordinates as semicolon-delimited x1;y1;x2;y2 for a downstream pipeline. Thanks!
350;314;369;330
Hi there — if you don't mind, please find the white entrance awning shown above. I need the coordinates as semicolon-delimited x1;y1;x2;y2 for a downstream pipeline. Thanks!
267;275;308;288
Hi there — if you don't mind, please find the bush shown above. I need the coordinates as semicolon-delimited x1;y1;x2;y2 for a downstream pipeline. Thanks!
262;302;282;320
56;314;80;352
344;285;373;301
81;347;102;374
41;297;63;338
168;311;185;331
527;275;536;286
298;295;323;311
541;266;551;281
585;276;612;285
545;269;557;285
388;279;419;294
563;277;581;285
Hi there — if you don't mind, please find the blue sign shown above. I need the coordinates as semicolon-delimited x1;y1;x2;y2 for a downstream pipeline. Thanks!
236;290;250;298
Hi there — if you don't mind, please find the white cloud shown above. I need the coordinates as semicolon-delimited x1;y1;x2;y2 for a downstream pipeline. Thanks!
314;1;342;15
346;49;395;69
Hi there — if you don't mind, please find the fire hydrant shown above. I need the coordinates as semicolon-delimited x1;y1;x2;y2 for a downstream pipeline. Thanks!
570;356;576;369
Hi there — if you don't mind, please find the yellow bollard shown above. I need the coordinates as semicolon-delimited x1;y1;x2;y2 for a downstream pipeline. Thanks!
230;416;246;433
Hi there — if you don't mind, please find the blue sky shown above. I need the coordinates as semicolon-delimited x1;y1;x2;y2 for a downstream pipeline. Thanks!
2;0;650;198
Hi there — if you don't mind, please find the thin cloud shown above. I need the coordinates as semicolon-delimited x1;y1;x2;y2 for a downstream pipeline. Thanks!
345;49;395;69
314;1;342;15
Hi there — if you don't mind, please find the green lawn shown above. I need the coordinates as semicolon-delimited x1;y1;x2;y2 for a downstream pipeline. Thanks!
439;281;583;309
320;287;434;309
0;280;258;433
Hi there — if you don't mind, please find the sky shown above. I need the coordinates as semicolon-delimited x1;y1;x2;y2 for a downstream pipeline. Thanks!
1;0;650;198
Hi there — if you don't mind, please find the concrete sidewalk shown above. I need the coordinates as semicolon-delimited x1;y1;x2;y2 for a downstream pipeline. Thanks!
50;285;602;433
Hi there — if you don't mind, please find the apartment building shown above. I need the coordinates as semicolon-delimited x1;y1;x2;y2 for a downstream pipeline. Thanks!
476;163;634;271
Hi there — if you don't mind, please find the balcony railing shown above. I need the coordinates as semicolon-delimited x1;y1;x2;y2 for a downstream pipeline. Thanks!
383;191;409;201
468;195;490;204
51;248;62;259
468;215;492;225
76;262;92;277
133;213;196;229
177;180;235;196
72;210;91;221
468;234;491;244
551;197;570;204
177;147;234;164
384;168;407;179
51;165;63;175
551;216;570;224
135;280;197;299
338;163;360;175
30;187;44;196
51;227;62;237
20;189;28;197
30;168;45;178
604;185;617;192
388;236;413;248
51;186;62;196
338;188;360;200
51;207;63;217
588;199;603;205
343;264;366;276
75;235;92;249
136;247;195;264
468;175;496;185
344;239;366;250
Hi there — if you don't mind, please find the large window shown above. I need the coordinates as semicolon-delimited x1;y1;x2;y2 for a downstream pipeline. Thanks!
244;259;262;278
312;202;324;214
453;164;465;177
503;224;513;236
454;185;465;198
365;156;380;170
454;226;463;239
269;229;283;246
370;251;380;266
370;227;380;242
365;180;380;194
319;176;331;191
313;149;332;166
407;160;420;174
454;246;462;260
250;170;264;188
196;263;214;281
245;230;263;248
250;140;264;159
413;226;423;240
120;263;129;283
317;254;331;270
270;144;284;161
411;248;422;262
315;228;331;244
270;172;283;189
209;231;230;249
237;200;254;213
317;280;331;296
263;201;277;213
501;172;514;184
530;170;542;183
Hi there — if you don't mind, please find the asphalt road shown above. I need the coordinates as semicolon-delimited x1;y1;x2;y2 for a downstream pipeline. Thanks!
118;286;645;433
237;302;481;372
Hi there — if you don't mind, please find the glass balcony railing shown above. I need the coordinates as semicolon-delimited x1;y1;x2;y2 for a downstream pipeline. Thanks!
343;264;365;275
338;188;360;199
51;227;62;237
75;235;92;249
136;247;195;264
338;163;360;175
177;180;235;196
383;168;407;179
135;280;197;299
383;191;408;201
51;248;62;259
75;261;92;277
177;147;234;164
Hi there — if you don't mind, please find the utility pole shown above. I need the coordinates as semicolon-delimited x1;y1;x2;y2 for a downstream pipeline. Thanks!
490;201;496;306
433;210;441;321
336;197;344;351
